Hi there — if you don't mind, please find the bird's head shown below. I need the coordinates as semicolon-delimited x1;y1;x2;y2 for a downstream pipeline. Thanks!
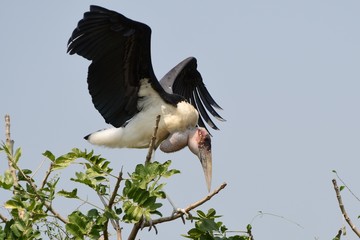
188;127;212;192
159;127;212;191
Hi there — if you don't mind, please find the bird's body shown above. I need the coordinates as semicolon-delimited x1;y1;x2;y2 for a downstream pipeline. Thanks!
86;79;199;149
68;5;224;191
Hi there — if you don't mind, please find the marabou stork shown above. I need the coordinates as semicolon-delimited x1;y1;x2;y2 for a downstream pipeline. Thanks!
67;6;224;191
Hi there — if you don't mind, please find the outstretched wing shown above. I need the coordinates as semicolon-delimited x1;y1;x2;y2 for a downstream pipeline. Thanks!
159;57;225;131
67;5;160;127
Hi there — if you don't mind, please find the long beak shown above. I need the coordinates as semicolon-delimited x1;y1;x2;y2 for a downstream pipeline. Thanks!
188;127;213;192
198;142;212;192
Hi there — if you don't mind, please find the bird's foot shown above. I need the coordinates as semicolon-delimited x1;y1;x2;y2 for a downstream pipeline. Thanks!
172;208;193;224
165;192;193;223
140;217;158;234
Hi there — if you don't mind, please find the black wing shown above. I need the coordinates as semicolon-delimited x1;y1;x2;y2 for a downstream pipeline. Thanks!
159;57;225;131
67;5;160;127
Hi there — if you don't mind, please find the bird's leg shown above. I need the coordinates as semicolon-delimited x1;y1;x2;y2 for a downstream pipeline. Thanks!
145;115;161;164
151;149;156;161
165;191;191;223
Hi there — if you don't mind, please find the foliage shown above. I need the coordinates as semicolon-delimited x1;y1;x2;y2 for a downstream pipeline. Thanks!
0;144;242;239
183;208;251;240
122;160;179;223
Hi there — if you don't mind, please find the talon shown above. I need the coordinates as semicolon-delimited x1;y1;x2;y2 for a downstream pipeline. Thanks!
141;217;154;231
176;208;192;219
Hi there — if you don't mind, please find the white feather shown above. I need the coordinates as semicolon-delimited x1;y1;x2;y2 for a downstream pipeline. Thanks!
86;79;199;149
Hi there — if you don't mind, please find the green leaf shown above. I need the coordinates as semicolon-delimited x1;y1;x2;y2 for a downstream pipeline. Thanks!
87;209;99;218
162;169;181;178
339;185;345;191
65;223;83;238
149;202;162;212
57;189;79;199
3;170;14;189
132;206;143;221
17;169;33;182
115;207;122;215
68;212;87;234
52;152;78;170
197;210;207;219
198;219;219;232
103;209;119;221
185;228;204;238
246;224;252;232
207;208;217;218
13;148;22;164
71;172;95;188
5;199;23;209
10;221;25;237
141;196;156;208
42;150;56;162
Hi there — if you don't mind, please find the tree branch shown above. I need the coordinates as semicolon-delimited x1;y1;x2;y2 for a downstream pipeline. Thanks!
5;114;18;187
0;213;8;222
15;162;68;224
109;170;123;208
3;115;67;224
128;182;227;240
333;170;360;202
104;170;123;240
332;179;360;237
44;202;68;224
334;228;342;239
40;163;54;189
145;115;161;164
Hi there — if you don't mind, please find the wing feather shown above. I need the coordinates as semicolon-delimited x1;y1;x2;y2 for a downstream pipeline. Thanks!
160;57;225;131
67;5;159;127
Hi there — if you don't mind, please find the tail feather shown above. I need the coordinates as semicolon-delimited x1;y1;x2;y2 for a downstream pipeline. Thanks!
85;128;125;148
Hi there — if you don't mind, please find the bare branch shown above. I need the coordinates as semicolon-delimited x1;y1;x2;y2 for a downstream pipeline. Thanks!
44;202;68;224
250;211;303;229
128;182;227;240
145;115;161;164
0;213;8;222
332;179;360;237
104;170;123;240
333;170;360;203
5;114;18;187
40;163;54;189
109;170;123;208
31;157;47;178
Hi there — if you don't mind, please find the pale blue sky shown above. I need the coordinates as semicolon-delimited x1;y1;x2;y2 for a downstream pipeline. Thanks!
1;1;360;239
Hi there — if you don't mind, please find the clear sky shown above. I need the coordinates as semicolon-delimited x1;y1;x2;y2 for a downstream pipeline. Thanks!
1;1;360;239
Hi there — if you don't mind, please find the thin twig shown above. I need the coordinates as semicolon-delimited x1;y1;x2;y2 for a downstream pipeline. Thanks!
44;202;68;224
332;179;360;237
104;170;123;240
247;225;255;240
334;229;342;239
250;211;304;229
0;213;8;222
128;182;227;240
109;170;123;208
5;115;18;187
31;157;47;178
40;163;54;189
145;115;161;164
3;116;67;224
333;170;360;202
15;163;68;224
